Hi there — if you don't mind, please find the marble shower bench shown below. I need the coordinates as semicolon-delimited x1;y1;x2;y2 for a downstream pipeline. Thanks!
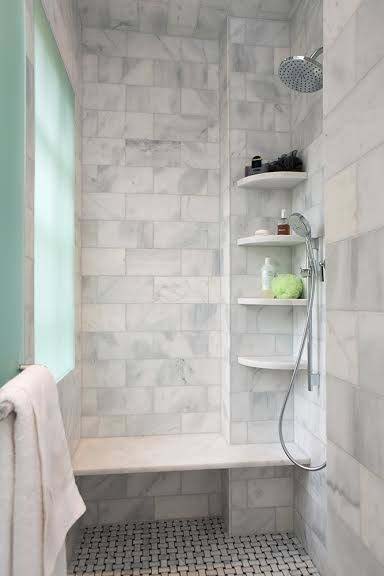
72;434;309;535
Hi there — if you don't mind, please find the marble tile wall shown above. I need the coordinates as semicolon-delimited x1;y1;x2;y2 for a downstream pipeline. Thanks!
24;0;82;456
324;0;384;574
77;470;223;525
223;16;293;444
77;0;299;37
288;2;328;574
80;23;222;437
224;466;294;535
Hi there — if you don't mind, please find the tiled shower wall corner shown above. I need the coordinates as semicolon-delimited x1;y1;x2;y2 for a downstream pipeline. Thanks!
224;16;294;445
289;1;328;575
24;0;82;456
77;470;224;526
324;0;384;574
80;27;223;438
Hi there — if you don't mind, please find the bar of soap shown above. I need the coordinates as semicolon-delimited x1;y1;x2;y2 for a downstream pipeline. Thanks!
254;229;271;236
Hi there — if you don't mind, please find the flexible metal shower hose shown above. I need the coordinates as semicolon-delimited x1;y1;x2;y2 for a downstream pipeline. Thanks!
278;238;326;472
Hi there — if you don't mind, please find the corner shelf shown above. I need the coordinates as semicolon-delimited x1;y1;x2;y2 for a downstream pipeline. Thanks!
237;234;305;247
238;356;307;370
237;171;307;190
238;298;307;307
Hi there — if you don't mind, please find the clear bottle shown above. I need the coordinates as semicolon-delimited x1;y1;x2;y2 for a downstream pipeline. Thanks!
261;257;276;298
277;209;290;235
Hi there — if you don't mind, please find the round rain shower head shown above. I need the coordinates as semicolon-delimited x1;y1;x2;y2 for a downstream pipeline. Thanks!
289;213;312;238
279;48;323;93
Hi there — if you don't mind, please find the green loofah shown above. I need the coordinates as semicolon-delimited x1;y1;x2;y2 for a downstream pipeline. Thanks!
271;274;303;299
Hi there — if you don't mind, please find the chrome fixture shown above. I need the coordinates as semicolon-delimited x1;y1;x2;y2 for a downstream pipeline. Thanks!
278;47;323;93
278;213;326;471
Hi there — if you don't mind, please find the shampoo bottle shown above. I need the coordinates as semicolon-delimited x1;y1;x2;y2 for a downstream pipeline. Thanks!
261;257;276;297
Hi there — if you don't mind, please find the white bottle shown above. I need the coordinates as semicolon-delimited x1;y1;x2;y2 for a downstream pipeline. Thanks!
261;257;275;297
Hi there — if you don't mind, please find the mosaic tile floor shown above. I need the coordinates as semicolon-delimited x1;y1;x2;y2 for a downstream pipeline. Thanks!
68;517;320;576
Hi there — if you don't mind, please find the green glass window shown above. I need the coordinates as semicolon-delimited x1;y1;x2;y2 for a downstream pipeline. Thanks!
34;0;75;381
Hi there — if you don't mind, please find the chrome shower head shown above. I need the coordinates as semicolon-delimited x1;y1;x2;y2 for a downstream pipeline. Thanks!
289;213;312;238
279;47;323;93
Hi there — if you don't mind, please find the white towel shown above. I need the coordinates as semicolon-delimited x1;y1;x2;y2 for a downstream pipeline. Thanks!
0;365;86;576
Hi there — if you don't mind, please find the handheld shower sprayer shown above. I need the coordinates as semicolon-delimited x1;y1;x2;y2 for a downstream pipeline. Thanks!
278;213;326;471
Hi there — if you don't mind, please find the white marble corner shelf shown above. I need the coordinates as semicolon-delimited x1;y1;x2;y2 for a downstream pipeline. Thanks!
238;356;308;370
237;234;305;247
72;433;309;476
238;298;307;306
237;171;307;190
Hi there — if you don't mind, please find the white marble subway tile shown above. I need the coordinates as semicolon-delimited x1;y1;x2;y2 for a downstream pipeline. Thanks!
154;386;207;413
123;58;154;85
126;31;181;60
125;357;220;388
83;109;98;137
181;470;222;494
82;360;126;388
231;508;275;536
181;38;219;63
98;55;124;83
154;277;209;303
125;413;181;435
126;303;181;331
245;20;290;47
82;28;128;57
154;60;181;87
97;110;125;138
98;221;153;249
167;0;200;36
153;331;212;358
327;375;357;456
81;415;126;438
327;442;360;536
154;222;219;249
248;477;293;508
230;101;275;131
99;498;154;523
356;0;384;81
79;0;139;30
230;72;246;100
276;507;293;533
83;137;126;165
207;64;219;91
181;88;218;116
195;5;227;40
247;420;294;443
126;249;181;276
82;303;126;332
83;83;126;111
181;195;219;222
95;165;154;195
97;276;154;303
182;62;209;89
125;194;180;221
327;310;358;385
360;464;384;566
139;0;168;34
231;44;274;75
82;53;98;82
126;86;180;114
358;312;384;397
82;248;126;276
154;114;208;142
155;494;209;519
357;142;384;235
97;387;153;415
229;17;245;44
246;130;291;163
154;167;208;196
181;142;219;169
126;472;181;497
82;193;125;220
181;304;220;331
125;139;180;167
181;249;219;276
96;332;154;359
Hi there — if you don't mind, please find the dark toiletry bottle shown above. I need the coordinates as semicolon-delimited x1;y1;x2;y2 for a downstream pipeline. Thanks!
277;209;290;235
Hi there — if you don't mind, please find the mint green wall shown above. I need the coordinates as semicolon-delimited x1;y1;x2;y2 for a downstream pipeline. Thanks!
0;0;25;386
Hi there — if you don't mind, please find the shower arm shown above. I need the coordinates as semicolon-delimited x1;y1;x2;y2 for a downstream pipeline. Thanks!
309;46;323;60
